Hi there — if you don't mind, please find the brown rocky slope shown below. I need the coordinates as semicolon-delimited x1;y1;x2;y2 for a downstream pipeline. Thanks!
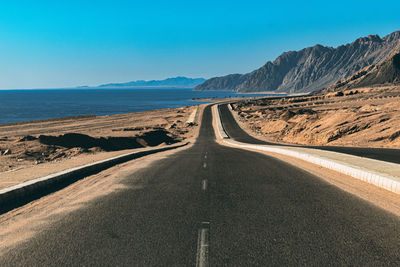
231;86;400;148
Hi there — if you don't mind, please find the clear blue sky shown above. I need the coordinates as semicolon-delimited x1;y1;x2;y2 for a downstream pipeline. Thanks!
0;0;399;89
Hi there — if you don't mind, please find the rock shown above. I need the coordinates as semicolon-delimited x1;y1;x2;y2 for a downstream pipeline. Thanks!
19;135;37;142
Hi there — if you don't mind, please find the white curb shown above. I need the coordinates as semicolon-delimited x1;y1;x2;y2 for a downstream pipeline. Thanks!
0;142;189;213
212;105;229;139
213;104;400;194
186;107;198;124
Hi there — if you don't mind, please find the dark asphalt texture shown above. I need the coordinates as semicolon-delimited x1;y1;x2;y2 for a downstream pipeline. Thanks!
2;106;399;266
219;104;400;164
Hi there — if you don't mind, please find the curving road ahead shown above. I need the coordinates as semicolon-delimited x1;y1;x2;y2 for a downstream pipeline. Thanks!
1;105;399;266
219;104;400;164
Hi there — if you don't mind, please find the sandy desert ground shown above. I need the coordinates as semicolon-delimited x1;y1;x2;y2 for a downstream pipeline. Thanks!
232;85;400;148
0;105;202;190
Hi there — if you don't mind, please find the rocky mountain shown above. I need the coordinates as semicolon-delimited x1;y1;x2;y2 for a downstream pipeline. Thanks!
194;74;250;91
324;46;400;92
195;31;400;93
100;77;206;88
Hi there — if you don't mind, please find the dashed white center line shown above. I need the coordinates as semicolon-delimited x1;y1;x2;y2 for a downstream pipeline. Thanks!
196;222;210;267
202;179;208;191
197;152;210;266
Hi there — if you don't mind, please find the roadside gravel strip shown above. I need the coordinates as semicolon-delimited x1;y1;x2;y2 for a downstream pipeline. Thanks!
0;142;189;214
213;104;400;194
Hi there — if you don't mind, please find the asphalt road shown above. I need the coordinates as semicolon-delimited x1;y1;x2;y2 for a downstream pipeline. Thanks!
2;105;399;266
219;104;400;164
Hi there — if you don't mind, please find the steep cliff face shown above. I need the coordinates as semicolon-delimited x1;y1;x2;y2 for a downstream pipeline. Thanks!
324;46;400;92
354;47;400;87
195;31;400;93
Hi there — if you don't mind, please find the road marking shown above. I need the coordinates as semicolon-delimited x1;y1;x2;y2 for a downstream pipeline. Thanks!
202;179;208;191
203;162;207;168
196;222;210;267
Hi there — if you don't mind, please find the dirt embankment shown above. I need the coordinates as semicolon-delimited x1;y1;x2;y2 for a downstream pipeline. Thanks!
0;105;201;189
232;86;400;148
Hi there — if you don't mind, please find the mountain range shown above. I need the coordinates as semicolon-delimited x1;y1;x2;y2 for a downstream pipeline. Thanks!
195;31;400;93
99;77;206;88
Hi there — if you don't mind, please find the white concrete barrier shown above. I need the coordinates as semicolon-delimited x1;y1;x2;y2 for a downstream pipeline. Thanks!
213;104;400;194
186;107;198;124
212;105;229;139
0;142;189;213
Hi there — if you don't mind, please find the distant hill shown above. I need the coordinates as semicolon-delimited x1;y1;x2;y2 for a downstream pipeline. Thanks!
324;46;400;92
196;31;400;93
196;74;250;91
99;77;206;88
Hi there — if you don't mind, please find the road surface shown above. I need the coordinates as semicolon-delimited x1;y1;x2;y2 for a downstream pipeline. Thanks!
1;105;399;266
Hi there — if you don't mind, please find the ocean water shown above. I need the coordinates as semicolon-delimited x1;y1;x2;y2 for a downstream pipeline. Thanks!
0;88;273;124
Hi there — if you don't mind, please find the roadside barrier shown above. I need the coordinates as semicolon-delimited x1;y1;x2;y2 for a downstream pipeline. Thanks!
0;142;189;214
213;104;400;194
186;107;199;124
212;105;229;139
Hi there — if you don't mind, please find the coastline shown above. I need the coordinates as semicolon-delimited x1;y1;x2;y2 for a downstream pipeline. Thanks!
0;88;246;125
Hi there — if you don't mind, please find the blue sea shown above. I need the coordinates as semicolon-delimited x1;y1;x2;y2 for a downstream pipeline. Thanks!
0;88;275;124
